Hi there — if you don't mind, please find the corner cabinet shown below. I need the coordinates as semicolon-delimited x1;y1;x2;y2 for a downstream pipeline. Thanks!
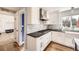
26;32;51;51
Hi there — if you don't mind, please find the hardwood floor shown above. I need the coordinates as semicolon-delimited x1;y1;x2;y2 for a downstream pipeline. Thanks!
45;42;74;51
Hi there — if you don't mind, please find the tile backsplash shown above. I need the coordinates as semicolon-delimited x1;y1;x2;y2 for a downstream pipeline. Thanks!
27;24;47;34
47;24;62;30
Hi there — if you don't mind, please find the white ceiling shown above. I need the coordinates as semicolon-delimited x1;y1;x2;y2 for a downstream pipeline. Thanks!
42;7;71;12
1;7;71;12
1;7;22;12
1;7;79;13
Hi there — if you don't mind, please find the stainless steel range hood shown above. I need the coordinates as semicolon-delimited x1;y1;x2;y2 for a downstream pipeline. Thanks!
40;8;48;21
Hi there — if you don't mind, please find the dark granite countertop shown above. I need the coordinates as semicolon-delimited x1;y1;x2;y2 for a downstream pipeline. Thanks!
27;28;79;38
27;29;62;38
48;29;62;32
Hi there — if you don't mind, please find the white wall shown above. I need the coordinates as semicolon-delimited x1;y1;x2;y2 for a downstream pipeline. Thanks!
0;10;15;45
27;24;47;34
0;14;14;33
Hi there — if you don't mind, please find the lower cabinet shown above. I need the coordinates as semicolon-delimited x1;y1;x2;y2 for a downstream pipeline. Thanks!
38;32;51;51
26;32;51;51
64;33;74;48
52;31;64;44
52;31;74;48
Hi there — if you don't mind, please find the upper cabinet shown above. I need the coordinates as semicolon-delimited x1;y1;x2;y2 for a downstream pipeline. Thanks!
26;7;51;24
26;7;40;24
46;11;60;24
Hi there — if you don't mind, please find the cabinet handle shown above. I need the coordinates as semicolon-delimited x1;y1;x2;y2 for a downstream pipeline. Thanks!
41;42;42;48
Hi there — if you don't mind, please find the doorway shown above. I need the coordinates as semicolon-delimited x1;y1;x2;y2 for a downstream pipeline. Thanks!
21;13;24;43
19;13;25;45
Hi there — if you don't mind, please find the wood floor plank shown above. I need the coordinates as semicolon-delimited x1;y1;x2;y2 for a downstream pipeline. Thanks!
45;42;74;51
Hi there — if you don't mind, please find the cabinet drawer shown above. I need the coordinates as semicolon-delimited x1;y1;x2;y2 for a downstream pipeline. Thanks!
39;32;51;50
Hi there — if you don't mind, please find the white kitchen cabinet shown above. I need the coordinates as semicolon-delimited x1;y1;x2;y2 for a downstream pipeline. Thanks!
26;32;51;51
38;32;51;51
64;32;79;48
47;11;60;24
63;33;78;48
26;7;52;25
52;31;64;44
64;33;74;48
52;31;74;48
26;7;40;24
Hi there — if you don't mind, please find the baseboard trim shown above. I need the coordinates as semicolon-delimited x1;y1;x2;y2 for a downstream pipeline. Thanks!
43;41;52;51
52;41;74;50
44;41;74;51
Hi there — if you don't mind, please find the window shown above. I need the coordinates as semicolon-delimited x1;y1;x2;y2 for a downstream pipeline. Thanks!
62;16;71;28
71;15;79;28
62;15;79;30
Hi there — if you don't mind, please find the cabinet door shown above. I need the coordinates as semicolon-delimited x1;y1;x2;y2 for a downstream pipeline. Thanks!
52;31;74;48
31;7;40;24
64;33;74;48
48;12;60;24
52;31;58;41
26;35;37;51
52;31;59;41
38;34;48;51
40;32;51;50
27;7;40;24
52;31;64;43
